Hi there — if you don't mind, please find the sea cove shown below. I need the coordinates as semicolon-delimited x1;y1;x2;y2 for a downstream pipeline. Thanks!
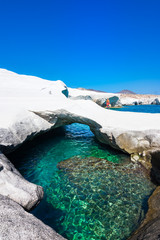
8;105;160;239
8;123;156;240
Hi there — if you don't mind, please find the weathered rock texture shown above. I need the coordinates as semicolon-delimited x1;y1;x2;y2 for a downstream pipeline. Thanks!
128;186;160;240
0;153;43;210
0;194;66;240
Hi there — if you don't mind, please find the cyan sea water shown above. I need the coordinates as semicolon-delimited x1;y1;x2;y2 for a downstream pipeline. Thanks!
112;104;160;113
8;105;159;240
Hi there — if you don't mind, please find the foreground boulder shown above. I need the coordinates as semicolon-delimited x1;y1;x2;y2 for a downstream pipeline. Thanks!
0;153;43;210
0;194;66;240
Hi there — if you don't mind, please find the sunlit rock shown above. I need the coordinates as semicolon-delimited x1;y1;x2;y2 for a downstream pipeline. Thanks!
0;68;160;159
0;153;43;210
68;87;120;107
0;194;66;240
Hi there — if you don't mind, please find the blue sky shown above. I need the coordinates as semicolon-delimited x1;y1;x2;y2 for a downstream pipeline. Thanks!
0;0;160;94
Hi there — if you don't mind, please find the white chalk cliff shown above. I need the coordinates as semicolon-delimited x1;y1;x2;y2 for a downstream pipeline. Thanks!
0;68;160;239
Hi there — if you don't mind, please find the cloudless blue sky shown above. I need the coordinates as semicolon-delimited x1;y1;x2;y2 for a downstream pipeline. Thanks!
0;0;160;94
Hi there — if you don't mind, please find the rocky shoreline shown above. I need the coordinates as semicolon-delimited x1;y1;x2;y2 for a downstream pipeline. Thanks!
0;68;160;239
128;186;160;240
68;87;160;107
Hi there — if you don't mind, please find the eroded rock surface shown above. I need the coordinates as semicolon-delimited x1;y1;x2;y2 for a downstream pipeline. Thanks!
0;153;43;210
0;194;66;240
128;187;160;240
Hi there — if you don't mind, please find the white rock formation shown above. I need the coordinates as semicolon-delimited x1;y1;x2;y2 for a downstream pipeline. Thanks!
0;153;43;210
0;68;160;239
118;93;160;106
68;88;160;106
0;68;160;155
68;87;121;107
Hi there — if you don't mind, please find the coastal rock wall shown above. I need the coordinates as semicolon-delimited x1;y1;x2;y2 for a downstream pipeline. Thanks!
128;186;160;240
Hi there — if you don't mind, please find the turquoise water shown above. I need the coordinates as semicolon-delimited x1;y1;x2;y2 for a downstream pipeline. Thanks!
8;122;156;240
111;104;160;113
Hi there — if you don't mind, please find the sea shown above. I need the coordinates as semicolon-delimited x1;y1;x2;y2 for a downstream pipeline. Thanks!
112;104;160;113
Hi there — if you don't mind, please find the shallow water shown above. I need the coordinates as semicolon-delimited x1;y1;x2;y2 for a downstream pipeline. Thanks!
9;123;155;240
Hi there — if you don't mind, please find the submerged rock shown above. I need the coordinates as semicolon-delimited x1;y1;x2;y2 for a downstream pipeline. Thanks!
57;156;149;180
57;156;115;171
0;194;66;240
56;156;155;240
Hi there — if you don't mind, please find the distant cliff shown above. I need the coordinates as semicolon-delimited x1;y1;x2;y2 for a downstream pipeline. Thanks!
118;89;136;94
